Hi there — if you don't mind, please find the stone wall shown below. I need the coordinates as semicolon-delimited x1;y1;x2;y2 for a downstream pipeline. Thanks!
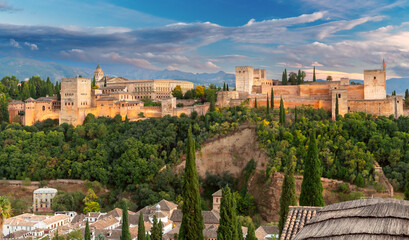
348;96;403;118
364;69;386;100
345;85;365;99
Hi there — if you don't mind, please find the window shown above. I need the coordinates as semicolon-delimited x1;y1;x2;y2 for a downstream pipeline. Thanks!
374;77;376;79
338;94;341;98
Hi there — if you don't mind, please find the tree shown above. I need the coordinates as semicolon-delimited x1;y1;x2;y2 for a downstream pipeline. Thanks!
278;149;297;236
279;98;285;125
209;97;216;112
226;84;229;91
92;77;96;88
178;127;204;240
301;71;306;83
237;221;244;240
223;83;226;91
282;69;288;85
83;189;100;213
405;89;409;105
313;66;316;82
0;196;12;240
104;77;107;87
297;69;302;85
246;223;257;240
151;215;163;240
335;95;339;121
217;185;238;240
254;98;257;108
326;75;333;81
404;172;409;200
195;86;206;98
138;213;146;240
266;93;270;114
21;83;30;100
289;72;297;85
172;85;184;99
0;95;9;123
84;220;91;240
120;204;131;240
299;130;325;206
271;88;274;109
294;107;297;123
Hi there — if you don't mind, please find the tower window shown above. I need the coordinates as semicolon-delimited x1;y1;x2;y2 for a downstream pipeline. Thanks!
338;94;341;98
42;106;45;111
374;77;376;79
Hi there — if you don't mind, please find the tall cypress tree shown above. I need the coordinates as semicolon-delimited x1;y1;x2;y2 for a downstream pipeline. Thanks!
120;204;131;240
282;69;288;85
151;215;163;240
178;127;204;240
266;93;270;114
92;77;96;88
299;130;324;206
138;213;145;240
217;185;238;240
294;107;297;123
271;88;274;109
313;66;316;82
297;69;302;85
104;77;107;87
246;223;257;240
279;98;285;125
335;95;339;121
223;83;226;91
405;89;409;105
254;98;257;108
84;220;91;240
278;150;297;236
227;84;229;91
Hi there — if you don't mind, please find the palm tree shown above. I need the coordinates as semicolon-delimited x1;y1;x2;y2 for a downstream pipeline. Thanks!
0;196;12;240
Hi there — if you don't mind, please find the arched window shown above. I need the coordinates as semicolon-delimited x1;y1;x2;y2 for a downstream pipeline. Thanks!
42;106;45;111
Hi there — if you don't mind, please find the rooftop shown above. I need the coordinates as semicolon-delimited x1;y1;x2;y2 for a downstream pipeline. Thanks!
280;206;321;240
33;187;58;194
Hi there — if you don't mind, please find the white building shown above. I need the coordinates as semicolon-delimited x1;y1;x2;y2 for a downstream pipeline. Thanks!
32;187;58;212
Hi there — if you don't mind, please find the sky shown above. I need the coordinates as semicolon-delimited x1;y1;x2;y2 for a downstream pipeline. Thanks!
0;0;409;80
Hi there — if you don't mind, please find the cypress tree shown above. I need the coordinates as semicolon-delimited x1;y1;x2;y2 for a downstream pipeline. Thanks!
404;172;409;200
104;77;107;87
227;84;229;91
335;95;339;121
294;107;297;123
282;69;288;85
209;97;216;112
120;204;131;240
246;223;257;240
237;221;244;240
266;93;270;114
84;220;91;240
279;98;285;125
271;88;274;109
223;83;226;91
254;98;257;108
313;66;316;82
92;77;96;88
405;89;409;105
217;185;238;240
145;234;151;240
178;127;204;240
278;150;297;236
297;69;302;85
299;130;325;206
151;215;163;240
138;213;145;240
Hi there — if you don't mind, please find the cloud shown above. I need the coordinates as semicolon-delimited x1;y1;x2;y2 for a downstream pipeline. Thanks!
0;1;19;12
9;39;20;48
24;42;38;50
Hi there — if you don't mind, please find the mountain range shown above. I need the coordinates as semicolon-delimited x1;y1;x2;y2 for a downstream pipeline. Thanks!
0;57;407;94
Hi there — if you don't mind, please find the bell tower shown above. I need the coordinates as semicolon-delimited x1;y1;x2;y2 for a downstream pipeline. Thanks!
94;64;104;81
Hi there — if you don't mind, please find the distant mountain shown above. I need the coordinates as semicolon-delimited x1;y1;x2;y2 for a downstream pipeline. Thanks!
0;57;235;86
0;57;90;82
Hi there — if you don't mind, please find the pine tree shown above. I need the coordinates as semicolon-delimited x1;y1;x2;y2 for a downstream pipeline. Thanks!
313;66;316;82
271;88;274;109
254;98;257;108
279;98;285;125
335;95;339;121
178;127;204;240
217;185;238;240
246;223;257;240
405;89;409;105
282;69;288;85
223;83;226;91
299;130;324;206
278;149;297;236
227;84;229;91
266;93;270;114
138;213;145;240
84;220;91;240
92;77;96;88
151;215;163;240
404;172;409;200
120;204;131;240
237;221;244;240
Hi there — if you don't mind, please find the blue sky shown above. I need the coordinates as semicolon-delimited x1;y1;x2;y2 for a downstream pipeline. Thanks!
1;0;409;80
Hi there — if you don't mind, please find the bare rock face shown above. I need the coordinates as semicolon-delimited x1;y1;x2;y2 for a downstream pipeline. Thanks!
175;126;270;178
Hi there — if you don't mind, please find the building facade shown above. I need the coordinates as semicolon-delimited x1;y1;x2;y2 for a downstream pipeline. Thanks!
33;187;58;212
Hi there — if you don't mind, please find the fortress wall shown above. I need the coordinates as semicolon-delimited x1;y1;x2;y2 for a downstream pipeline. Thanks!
176;99;196;106
266;85;300;96
345;85;365;99
299;84;331;97
141;106;162;117
348;97;402;117
249;97;331;111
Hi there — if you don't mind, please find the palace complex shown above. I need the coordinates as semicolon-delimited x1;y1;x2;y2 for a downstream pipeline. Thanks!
8;65;206;126
218;61;404;119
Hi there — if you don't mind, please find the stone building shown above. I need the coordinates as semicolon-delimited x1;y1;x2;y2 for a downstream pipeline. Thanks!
32;187;58;212
221;61;404;119
8;65;206;126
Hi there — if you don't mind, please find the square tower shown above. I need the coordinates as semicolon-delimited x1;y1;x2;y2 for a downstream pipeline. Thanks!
253;68;266;86
364;69;386;100
60;77;91;125
236;66;254;94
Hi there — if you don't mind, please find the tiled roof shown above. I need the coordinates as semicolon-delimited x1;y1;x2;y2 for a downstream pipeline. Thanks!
97;96;118;101
43;214;70;225
170;209;220;224
256;225;279;239
212;189;222;197
280;206;321;240
9;100;24;104
91;216;119;230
